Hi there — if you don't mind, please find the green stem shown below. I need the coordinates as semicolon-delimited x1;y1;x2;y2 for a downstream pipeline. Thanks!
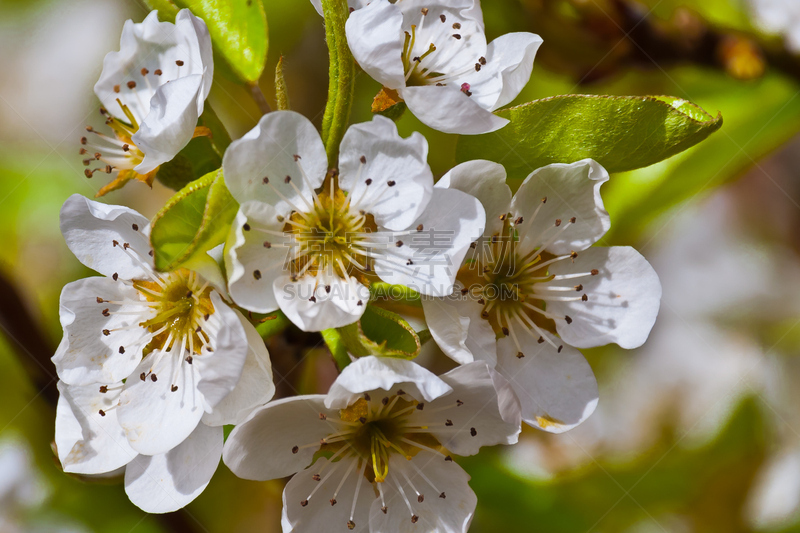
320;0;355;168
322;328;352;371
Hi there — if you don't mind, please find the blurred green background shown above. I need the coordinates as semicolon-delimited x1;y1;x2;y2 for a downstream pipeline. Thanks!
2;0;800;531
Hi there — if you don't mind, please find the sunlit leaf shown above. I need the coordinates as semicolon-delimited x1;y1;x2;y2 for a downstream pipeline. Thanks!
337;305;422;359
150;169;238;272
456;94;723;181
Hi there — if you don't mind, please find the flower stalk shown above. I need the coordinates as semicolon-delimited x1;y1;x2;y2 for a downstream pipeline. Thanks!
321;0;355;167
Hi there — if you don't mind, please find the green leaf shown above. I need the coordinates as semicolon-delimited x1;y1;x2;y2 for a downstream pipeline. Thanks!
455;94;723;181
150;169;239;272
337;306;422;360
155;105;231;191
174;0;268;83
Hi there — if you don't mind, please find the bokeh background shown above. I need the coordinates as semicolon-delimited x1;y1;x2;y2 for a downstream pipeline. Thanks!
1;0;800;531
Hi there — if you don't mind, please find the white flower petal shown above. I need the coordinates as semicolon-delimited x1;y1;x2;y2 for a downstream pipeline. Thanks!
338;116;434;231
117;350;204;456
60;194;153;280
191;292;249;408
223;395;334;481
548;246;662;349
274;273;369;332
132;74;204;174
461;32;542;111
373;188;484;296
400;85;509;135
203;311;275;426
325;356;452;410
414;361;520;456
281;456;373;533
124;423;222;514
225;201;290;314
369;450;476;533
53;277;148;386
94;10;211;125
345;0;407;88
436;160;512;238
495;336;598;433
55;381;137;475
512;160;610;255
421;294;497;366
222;111;327;218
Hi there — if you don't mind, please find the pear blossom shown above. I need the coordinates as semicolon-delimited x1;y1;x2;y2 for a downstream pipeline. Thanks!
52;194;274;512
223;111;485;332
344;0;542;134
82;9;213;196
422;159;662;433
223;356;520;533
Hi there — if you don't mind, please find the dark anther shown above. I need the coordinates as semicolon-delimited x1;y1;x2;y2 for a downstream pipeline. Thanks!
301;500;309;507
537;336;545;344
140;372;146;381
360;155;367;164
452;22;461;29
564;315;573;324
319;413;327;420
292;446;299;454
406;260;413;265
140;68;149;75
555;219;562;227
186;355;193;364
112;273;119;281
417;224;424;231
582;294;589;301
364;393;371;401
154;69;162;76
284;176;291;183
98;409;106;417
479;57;487;65
347;520;355;530
501;327;509;336
453;33;461;39
359;417;367;424
126;80;136;89
118;346;125;354
418;495;424;503
132;223;139;231
243;223;251;231
325;285;331;293
293;154;301;161
575;284;583;291
263;241;272;249
470;427;477;436
176;60;184;66
312;474;321;481
382;506;388;514
387;180;396;187
445;419;453;426
253;270;262;280
102;329;110;336
99;386;108;393
262;176;270;184
570;217;577;223
411;516;419;524
171;385;178;392
440;14;446;22
456;399;463;406
517;352;525;359
591;269;599;275
113;84;120;93
150;373;158;382
395;240;403;247
365;178;373;185
330;499;337;506
102;308;110;317
416;403;424;410
558;345;564;353
440;492;446;499
309;296;317;303
382;397;389;405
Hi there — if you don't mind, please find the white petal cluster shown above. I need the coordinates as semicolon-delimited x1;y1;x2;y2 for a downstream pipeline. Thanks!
53;1;668;525
343;0;542;134
83;9;213;195
52;195;274;513
423;159;662;433
223;111;485;332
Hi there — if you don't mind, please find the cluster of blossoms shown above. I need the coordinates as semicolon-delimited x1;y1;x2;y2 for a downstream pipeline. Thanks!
54;1;661;530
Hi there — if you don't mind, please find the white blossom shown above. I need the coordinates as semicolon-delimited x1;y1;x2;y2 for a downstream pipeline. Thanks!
52;194;274;512
223;356;520;532
344;0;542;134
423;159;662;433
223;111;485;332
83;9;213;196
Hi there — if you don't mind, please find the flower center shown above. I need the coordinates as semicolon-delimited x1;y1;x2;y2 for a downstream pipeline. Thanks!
134;268;215;356
284;179;377;281
458;203;596;357
81;101;145;179
400;8;486;89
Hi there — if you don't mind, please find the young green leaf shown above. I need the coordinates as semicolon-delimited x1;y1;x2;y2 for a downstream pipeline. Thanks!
174;0;268;83
321;328;351;371
455;94;723;181
337;305;422;360
150;169;239;272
